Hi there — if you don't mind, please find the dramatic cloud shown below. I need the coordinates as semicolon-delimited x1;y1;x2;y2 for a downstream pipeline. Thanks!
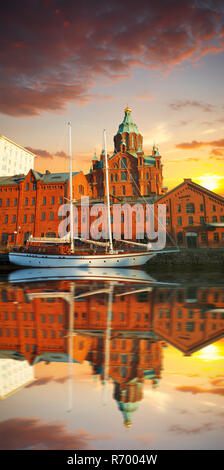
0;0;223;116
169;100;215;113
26;147;68;160
0;418;95;450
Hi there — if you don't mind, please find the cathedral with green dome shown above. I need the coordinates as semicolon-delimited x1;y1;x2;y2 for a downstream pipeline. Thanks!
87;107;167;201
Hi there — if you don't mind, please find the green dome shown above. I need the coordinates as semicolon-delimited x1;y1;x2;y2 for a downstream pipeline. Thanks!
118;401;140;427
117;107;139;135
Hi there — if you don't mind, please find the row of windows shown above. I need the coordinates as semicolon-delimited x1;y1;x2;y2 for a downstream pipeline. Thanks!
0;196;64;207
24;183;63;191
166;203;222;214
0;328;64;338
158;310;224;319
167;215;224;227
3;212;63;224
111;185;151;196
160;321;221;331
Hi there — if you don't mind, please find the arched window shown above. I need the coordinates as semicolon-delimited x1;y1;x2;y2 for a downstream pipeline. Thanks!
115;173;118;181
132;134;135;148
121;157;127;169
121;171;127;181
110;173;113;182
125;134;129;149
147;184;150;195
78;185;84;194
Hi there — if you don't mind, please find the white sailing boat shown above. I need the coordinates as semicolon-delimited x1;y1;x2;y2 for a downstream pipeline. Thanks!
9;124;175;268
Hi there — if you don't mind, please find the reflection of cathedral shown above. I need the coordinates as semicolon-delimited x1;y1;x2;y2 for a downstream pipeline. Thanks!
88;336;164;426
0;279;223;423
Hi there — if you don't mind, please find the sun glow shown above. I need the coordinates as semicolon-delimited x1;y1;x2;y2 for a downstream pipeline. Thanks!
193;345;219;362
197;174;222;191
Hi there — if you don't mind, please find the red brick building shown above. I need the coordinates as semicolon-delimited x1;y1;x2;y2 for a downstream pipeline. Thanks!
155;178;224;248
0;168;90;245
86;106;166;200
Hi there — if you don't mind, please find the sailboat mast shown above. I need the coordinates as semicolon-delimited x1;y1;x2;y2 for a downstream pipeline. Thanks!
68;122;74;253
103;129;113;253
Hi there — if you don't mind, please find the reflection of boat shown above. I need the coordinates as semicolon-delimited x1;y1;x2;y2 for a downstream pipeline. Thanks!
7;267;179;286
9;125;177;268
8;267;155;284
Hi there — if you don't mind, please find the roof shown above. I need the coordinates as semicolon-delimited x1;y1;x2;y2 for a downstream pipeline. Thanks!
40;172;80;183
0;174;25;185
156;179;224;204
116;107;139;135
144;155;156;166
0;171;81;186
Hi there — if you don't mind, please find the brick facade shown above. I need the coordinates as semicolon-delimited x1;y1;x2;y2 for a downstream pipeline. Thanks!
0;169;91;245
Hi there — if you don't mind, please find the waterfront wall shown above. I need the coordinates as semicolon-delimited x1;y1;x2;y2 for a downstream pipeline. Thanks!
150;248;224;267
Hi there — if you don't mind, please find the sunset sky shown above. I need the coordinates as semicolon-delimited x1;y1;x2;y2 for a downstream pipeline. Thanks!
1;0;224;194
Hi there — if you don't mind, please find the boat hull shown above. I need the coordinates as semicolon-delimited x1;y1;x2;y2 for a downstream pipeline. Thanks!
9;251;156;268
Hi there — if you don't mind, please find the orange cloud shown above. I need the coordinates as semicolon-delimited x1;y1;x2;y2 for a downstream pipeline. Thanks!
176;385;224;397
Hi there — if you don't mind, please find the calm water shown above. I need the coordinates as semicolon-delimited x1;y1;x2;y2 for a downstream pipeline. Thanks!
0;267;223;450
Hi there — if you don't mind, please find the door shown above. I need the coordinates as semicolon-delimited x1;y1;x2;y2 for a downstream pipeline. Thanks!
1;233;8;245
186;234;198;248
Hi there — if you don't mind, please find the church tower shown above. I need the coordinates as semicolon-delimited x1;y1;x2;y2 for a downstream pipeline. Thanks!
114;106;143;154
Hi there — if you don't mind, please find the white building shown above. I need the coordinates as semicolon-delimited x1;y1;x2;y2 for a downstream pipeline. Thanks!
0;135;35;177
0;359;34;399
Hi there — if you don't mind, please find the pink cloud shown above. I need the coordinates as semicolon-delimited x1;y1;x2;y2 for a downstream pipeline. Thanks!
25;147;68;160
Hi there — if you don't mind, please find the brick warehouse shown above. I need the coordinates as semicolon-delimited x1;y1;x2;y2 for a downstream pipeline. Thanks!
0;107;224;248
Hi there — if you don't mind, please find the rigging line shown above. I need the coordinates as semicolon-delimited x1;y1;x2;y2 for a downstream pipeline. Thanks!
121;157;179;248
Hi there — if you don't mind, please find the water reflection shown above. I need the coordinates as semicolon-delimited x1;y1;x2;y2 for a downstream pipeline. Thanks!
0;268;223;430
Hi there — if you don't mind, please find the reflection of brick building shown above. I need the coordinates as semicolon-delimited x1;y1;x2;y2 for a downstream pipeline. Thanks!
86;107;165;200
0;279;223;422
0;280;223;361
153;285;224;355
